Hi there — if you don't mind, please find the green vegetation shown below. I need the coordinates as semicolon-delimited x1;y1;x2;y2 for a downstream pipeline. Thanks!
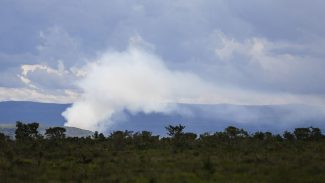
1;122;325;182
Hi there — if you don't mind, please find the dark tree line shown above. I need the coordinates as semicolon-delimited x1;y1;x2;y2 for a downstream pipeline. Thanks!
1;121;323;145
13;121;66;141
1;121;325;182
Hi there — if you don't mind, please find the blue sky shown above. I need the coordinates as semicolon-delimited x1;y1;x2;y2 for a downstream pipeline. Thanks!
1;1;325;130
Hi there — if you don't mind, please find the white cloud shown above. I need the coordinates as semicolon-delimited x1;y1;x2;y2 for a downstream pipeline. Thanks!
21;63;65;77
214;31;325;94
18;62;75;90
0;87;78;104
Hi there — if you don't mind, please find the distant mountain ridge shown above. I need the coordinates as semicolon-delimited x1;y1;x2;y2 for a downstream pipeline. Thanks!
0;101;325;135
0;101;94;138
0;101;70;126
110;103;325;135
0;124;94;139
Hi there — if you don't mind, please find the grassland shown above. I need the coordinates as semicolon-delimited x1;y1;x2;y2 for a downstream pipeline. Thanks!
0;124;325;182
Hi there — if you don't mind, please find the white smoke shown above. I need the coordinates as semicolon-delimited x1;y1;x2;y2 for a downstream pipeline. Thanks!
62;37;325;131
62;37;215;131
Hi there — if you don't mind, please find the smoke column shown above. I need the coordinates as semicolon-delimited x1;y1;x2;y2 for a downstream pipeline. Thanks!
62;38;215;131
62;37;325;131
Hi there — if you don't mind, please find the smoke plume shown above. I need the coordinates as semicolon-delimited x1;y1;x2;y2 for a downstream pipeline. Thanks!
62;38;215;131
62;37;325;131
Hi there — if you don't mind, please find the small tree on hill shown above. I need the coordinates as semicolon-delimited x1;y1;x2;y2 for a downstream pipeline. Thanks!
310;127;322;140
165;124;185;139
225;126;248;139
93;131;105;140
15;121;40;140
45;127;66;140
294;128;311;140
0;132;9;142
253;132;265;140
283;131;295;141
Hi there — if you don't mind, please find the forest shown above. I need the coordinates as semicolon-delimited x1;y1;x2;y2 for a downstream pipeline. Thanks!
1;122;325;183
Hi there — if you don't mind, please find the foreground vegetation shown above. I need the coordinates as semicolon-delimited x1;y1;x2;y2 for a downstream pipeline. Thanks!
1;122;325;182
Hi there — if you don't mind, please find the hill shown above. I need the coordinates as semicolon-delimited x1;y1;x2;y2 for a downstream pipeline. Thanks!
0;101;325;135
0;124;93;138
0;101;69;126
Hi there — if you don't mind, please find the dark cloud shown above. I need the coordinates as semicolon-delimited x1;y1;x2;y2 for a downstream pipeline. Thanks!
0;0;325;101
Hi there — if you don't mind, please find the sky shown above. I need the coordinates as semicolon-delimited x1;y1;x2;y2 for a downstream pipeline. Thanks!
1;0;325;130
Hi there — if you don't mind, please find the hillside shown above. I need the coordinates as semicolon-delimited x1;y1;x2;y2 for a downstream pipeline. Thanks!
0;124;93;138
1;101;325;135
0;101;69;126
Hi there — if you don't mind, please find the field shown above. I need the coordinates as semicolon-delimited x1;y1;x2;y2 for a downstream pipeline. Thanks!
1;123;325;183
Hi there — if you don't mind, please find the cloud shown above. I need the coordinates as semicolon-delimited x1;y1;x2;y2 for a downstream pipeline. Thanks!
214;31;325;94
2;1;325;95
0;87;78;104
37;27;85;68
0;60;79;104
0;26;86;102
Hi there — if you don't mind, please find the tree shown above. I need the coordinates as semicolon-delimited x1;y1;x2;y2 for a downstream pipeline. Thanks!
165;124;185;138
253;132;265;140
264;132;273;140
133;131;159;149
294;128;311;140
98;133;106;141
93;131;99;139
109;130;133;140
274;134;283;142
109;130;133;149
283;131;295;141
15;121;40;140
224;126;248;139
0;132;9;142
93;131;105;140
181;132;197;148
310;127;322;140
183;132;197;141
45;127;66;140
